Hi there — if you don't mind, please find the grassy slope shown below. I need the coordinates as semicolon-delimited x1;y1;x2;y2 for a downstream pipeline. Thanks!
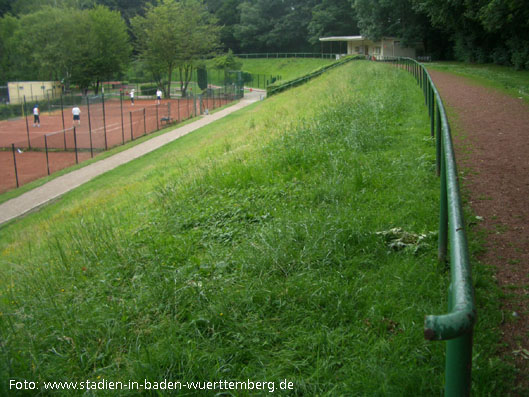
240;58;334;81
0;61;512;395
427;62;529;103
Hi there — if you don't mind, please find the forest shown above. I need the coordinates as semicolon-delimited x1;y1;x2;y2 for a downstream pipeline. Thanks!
1;0;528;87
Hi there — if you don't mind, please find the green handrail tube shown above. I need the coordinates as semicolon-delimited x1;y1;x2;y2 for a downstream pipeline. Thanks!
382;56;476;396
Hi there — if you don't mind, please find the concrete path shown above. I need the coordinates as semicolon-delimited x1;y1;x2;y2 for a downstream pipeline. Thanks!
0;90;264;226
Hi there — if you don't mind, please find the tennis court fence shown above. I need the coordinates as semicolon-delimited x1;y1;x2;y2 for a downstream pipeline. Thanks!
1;84;243;193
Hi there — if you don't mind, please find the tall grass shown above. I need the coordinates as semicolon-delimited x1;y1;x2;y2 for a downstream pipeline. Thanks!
0;61;513;395
428;62;529;102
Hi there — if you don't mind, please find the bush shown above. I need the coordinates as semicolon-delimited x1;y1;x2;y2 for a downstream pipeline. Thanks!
0;103;23;121
508;38;529;70
140;84;158;96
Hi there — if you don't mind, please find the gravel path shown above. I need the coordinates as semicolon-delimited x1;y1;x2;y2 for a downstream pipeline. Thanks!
429;69;529;393
0;90;263;226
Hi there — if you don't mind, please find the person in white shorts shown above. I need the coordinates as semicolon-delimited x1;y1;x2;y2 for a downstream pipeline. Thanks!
72;106;81;125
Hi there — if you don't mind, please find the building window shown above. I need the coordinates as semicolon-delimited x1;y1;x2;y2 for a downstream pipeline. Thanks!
375;47;381;55
355;46;360;53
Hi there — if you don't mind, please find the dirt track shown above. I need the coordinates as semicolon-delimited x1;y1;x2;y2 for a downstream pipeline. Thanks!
429;69;529;393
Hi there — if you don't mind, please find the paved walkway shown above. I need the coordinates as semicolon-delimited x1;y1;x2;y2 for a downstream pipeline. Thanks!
0;90;264;226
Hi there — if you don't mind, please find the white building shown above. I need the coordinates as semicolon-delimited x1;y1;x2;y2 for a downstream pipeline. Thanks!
319;36;418;59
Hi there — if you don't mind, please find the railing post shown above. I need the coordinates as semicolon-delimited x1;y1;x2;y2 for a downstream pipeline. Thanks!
430;88;435;137
445;331;473;396
436;106;442;176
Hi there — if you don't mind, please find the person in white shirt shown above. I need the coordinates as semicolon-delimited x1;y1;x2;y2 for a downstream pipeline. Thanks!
72;106;81;125
130;89;135;105
156;88;162;104
33;104;40;127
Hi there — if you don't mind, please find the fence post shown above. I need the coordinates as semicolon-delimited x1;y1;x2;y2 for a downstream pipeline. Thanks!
120;92;125;144
156;104;159;130
24;96;31;149
87;96;93;158
60;93;66;150
143;108;147;135
44;135;50;175
129;112;134;141
73;126;79;164
102;93;108;150
11;144;19;188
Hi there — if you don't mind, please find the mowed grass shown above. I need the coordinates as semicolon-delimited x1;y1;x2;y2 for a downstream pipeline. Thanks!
240;58;334;81
0;61;513;395
427;62;529;103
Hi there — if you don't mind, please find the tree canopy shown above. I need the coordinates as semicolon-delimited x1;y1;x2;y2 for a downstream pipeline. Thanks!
131;0;221;97
0;4;131;87
1;0;528;87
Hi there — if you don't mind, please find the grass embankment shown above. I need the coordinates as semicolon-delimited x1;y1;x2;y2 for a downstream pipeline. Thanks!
240;58;334;82
427;62;529;103
0;61;512;394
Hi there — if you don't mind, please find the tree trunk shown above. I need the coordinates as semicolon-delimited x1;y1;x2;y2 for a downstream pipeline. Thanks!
179;67;186;97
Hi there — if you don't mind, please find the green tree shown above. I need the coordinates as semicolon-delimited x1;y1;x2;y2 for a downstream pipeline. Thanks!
83;5;132;92
413;0;529;68
0;15;19;84
308;0;359;45
235;0;316;52
204;0;242;52
211;49;242;83
9;0;96;15
0;0;12;17
352;0;446;58
132;0;221;98
1;5;130;90
6;7;83;84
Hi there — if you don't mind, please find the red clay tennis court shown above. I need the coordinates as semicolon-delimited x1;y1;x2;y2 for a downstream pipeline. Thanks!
0;92;235;193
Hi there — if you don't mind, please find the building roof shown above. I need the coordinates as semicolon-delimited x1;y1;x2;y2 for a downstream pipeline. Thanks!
319;36;399;42
319;36;365;42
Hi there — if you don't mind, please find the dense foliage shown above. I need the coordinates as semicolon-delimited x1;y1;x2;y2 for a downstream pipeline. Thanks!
1;0;528;87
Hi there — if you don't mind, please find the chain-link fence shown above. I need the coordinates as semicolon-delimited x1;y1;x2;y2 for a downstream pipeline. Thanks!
1;82;244;193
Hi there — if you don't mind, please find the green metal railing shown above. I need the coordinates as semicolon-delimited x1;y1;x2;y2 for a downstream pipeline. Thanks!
235;52;337;59
264;54;476;394
381;57;476;396
266;55;362;96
